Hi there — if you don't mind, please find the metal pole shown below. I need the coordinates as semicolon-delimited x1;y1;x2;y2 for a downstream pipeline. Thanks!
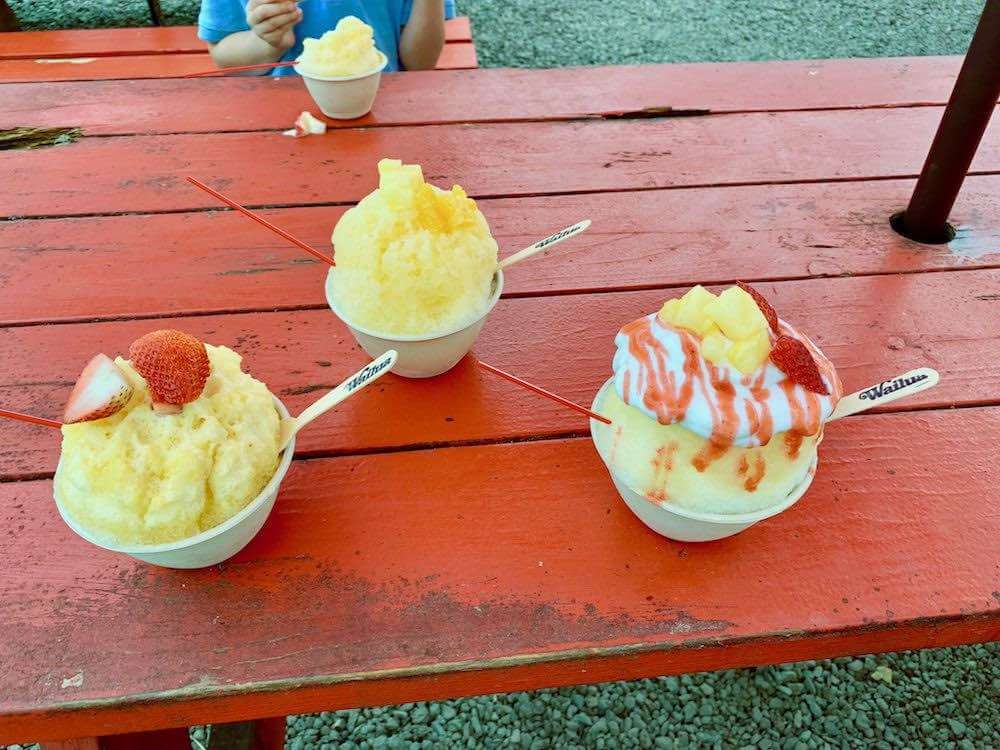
0;0;19;31
899;0;1000;243
147;0;166;26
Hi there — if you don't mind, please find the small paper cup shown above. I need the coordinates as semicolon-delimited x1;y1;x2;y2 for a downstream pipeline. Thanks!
53;396;295;569
325;269;504;379
589;379;817;542
298;52;387;120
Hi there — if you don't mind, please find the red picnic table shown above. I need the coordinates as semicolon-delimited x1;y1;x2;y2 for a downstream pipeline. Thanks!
0;37;999;750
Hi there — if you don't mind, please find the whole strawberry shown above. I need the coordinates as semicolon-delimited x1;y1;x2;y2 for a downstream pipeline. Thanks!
129;330;210;413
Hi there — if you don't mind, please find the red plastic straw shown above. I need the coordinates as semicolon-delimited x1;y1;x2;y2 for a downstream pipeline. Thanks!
0;408;62;430
185;60;299;78
477;361;612;425
186;177;335;267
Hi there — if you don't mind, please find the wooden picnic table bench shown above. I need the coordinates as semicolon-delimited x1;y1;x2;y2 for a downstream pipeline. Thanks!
0;53;997;746
0;17;478;80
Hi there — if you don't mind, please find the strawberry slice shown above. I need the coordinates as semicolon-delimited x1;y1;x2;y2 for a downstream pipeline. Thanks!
737;281;780;334
283;111;328;138
129;330;210;412
63;354;134;424
770;335;829;395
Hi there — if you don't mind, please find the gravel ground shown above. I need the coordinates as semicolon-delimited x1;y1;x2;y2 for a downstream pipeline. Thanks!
4;1;997;748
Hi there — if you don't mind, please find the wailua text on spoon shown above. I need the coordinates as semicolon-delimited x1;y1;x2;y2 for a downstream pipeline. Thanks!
828;367;940;422
279;350;398;450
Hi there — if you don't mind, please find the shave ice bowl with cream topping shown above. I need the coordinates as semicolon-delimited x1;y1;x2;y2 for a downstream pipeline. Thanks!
589;283;842;542
326;158;503;378
297;16;388;119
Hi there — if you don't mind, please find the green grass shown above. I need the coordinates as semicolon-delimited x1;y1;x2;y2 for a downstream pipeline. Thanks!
3;0;997;748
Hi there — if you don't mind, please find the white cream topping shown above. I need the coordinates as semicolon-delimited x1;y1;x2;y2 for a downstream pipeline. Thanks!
612;313;840;448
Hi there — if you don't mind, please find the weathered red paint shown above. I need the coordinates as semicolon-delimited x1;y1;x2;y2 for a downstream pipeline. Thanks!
436;42;477;71
0;18;471;60
21;616;1000;742
0;53;218;83
0;177;997;327
0;42;478;83
2;409;998;741
0;26;206;59
1;58;997;745
0;57;978;136
4;106;1000;219
0;270;997;480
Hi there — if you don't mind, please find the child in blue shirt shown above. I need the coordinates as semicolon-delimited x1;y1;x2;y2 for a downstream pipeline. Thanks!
199;0;455;74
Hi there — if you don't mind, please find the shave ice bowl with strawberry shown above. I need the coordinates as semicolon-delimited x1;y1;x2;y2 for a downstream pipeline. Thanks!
325;158;503;378
54;330;294;568
590;283;842;542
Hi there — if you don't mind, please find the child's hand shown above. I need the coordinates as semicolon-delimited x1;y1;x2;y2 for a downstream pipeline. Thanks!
246;0;302;51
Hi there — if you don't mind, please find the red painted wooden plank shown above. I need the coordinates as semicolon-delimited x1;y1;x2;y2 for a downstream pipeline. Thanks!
0;270;996;480
1;406;997;741
436;40;477;69
0;57;979;137
446;15;472;44
0;26;206;59
0;18;472;60
0;42;477;82
0;53;216;83
13;616;1000;742
1;177;997;326
3;107;999;219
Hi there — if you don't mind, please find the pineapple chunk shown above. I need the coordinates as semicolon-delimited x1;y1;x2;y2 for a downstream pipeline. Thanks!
705;286;768;341
669;285;718;336
660;285;772;372
701;330;731;366
658;298;681;324
728;328;772;374
377;158;478;232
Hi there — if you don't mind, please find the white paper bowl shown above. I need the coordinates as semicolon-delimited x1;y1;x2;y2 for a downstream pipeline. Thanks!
53;396;295;569
325;269;504;379
298;52;387;119
589;379;817;542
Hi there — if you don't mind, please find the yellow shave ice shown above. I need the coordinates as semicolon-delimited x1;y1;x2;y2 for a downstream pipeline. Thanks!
594;389;822;514
56;345;281;545
298;15;384;78
330;159;499;336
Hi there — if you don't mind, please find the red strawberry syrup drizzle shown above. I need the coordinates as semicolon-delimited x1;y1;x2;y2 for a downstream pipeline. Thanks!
617;315;841;484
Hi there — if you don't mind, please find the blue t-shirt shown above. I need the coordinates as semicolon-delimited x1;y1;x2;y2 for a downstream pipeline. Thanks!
198;0;456;74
